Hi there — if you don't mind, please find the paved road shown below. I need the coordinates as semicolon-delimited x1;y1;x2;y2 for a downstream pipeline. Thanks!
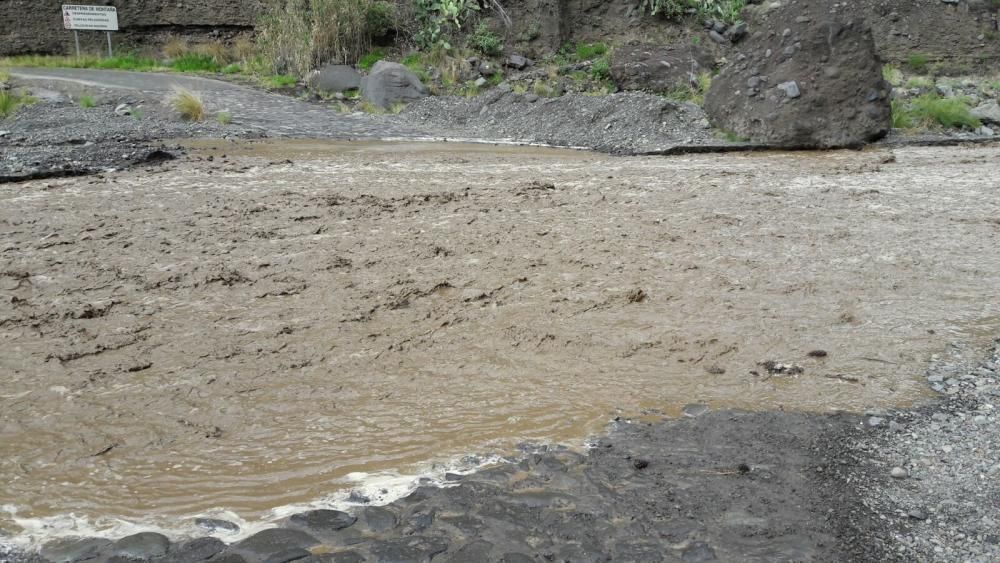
10;67;433;140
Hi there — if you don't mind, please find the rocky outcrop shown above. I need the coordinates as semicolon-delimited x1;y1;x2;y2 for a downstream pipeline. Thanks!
361;61;429;108
704;1;892;148
610;43;716;94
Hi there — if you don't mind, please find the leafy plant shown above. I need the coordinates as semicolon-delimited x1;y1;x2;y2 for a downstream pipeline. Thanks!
217;111;233;125
469;22;503;56
414;0;479;49
590;57;611;81
358;49;386;70
79;94;96;108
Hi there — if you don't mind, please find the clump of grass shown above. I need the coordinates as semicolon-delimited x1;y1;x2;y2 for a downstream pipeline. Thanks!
512;83;528;95
170;53;222;73
263;74;298;88
718;129;749;142
910;95;980;129
79;94;96;108
469;22;503;57
217;111;232;125
193;41;233;65
358;49;386;71
893;94;980;130
890;99;913;129
575;42;608;61
222;63;243;74
882;64;903;87
168;86;205;121
232;38;255;64
664;71;712;105
907;53;929;73
533;80;557;97
163;37;189;59
0;68;10;83
905;76;933;89
0;89;36;119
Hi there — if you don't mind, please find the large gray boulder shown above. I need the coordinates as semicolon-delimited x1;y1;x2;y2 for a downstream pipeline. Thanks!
307;64;361;94
361;61;429;109
704;1;891;148
971;100;1000;126
610;43;716;94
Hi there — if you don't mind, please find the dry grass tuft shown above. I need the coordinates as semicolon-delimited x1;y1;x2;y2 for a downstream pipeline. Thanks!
163;37;190;59
168;86;205;121
194;41;233;65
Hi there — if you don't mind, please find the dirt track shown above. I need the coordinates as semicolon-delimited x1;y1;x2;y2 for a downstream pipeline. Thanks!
2;140;999;538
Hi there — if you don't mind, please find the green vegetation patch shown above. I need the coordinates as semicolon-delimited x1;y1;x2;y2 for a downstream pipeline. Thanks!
893;94;981;130
0;89;37;119
469;22;503;57
358;49;387;71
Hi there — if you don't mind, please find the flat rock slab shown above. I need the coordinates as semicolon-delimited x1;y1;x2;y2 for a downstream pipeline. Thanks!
229;528;320;561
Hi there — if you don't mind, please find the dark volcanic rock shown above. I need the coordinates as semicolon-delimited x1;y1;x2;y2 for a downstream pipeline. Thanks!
359;506;398;533
361;61;429;109
230;528;321;561
368;536;449;562
159;536;226;562
110;532;171;559
288;509;357;533
611;43;716;94
38;537;112;562
704;1;891;148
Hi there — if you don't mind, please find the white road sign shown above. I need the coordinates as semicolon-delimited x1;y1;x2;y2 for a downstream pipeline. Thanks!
62;4;119;31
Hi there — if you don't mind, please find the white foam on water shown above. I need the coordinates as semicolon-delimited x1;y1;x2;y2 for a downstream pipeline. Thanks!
0;452;510;553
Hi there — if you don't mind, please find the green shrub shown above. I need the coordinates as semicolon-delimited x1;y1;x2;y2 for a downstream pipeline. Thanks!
222;63;243;74
414;0;480;49
170;53;222;72
907;53;929;73
590;57;611;81
79;94;96;108
469;22;503;57
217;111;233;125
575;42;607;61
358;49;386;70
664;71;712;105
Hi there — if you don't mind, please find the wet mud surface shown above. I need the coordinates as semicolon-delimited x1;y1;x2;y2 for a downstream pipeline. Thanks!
2;141;1000;545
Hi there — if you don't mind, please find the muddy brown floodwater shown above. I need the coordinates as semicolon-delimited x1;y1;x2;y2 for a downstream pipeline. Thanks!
1;140;999;540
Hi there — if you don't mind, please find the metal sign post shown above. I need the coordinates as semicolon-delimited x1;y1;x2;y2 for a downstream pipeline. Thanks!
62;4;119;57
